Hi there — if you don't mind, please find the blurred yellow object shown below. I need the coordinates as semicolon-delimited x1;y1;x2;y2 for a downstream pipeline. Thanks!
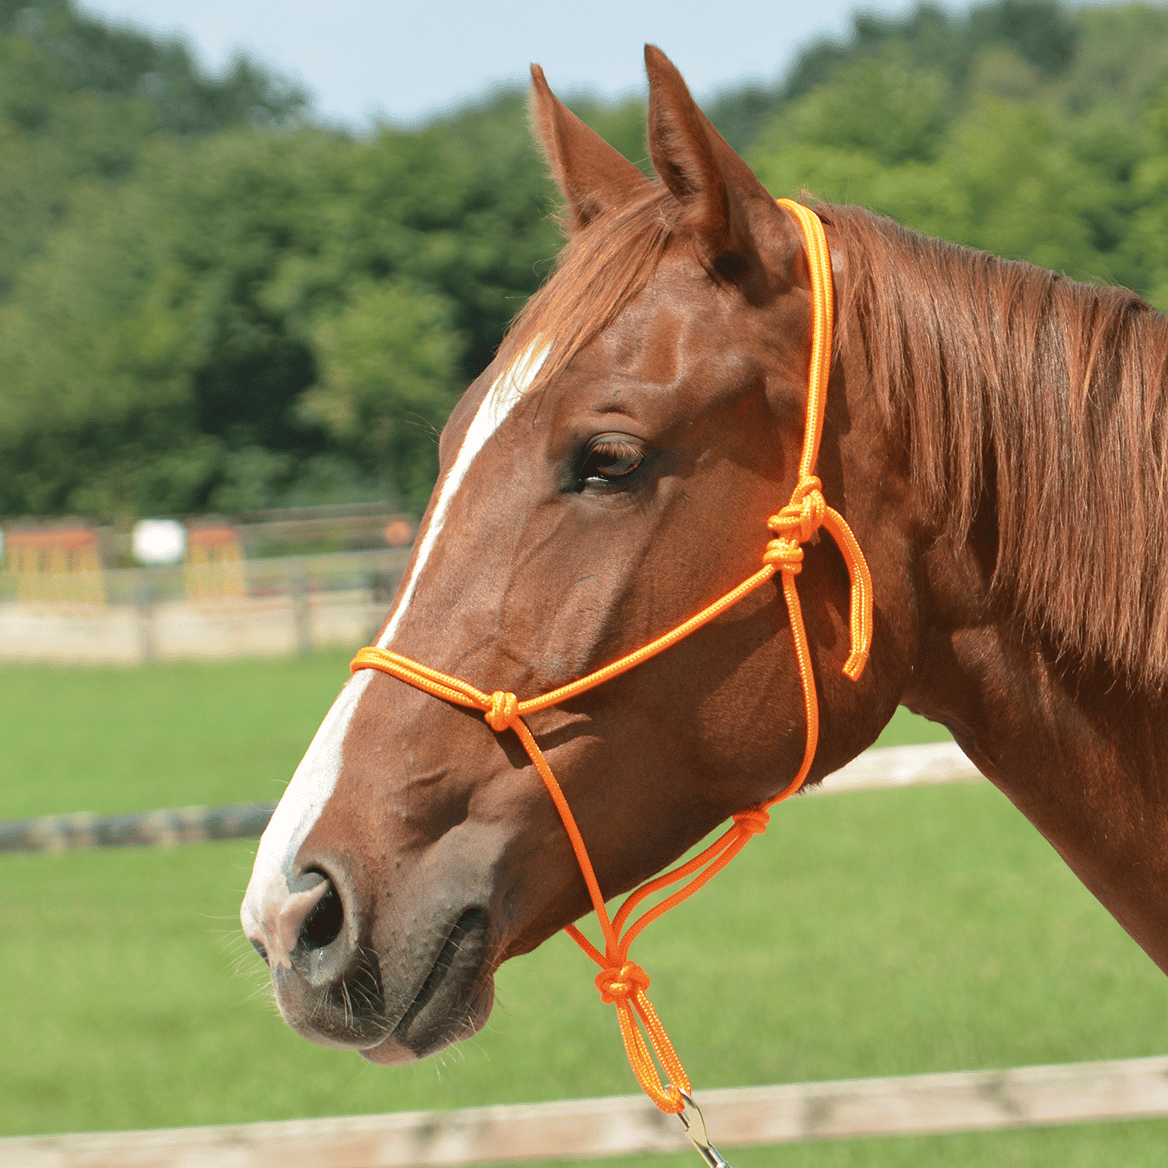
184;524;246;603
4;527;106;607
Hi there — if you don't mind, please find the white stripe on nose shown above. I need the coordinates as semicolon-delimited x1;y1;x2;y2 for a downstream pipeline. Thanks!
241;668;372;951
241;340;550;956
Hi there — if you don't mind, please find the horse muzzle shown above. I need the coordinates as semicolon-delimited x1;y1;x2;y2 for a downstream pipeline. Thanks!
242;858;498;1062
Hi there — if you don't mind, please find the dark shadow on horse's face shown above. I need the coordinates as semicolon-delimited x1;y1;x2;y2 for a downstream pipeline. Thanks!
241;50;920;1064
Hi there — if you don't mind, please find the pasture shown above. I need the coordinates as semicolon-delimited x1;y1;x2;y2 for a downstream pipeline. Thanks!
4;654;1168;1166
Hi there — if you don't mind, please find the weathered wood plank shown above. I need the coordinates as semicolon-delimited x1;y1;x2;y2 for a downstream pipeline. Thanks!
6;1055;1167;1168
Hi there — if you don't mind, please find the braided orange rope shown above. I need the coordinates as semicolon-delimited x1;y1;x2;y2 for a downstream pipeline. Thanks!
350;198;872;1113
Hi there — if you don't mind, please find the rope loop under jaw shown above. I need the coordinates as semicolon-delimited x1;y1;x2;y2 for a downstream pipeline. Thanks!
731;806;770;836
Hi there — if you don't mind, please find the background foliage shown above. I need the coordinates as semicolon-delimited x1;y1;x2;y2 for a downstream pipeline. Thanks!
5;0;1168;517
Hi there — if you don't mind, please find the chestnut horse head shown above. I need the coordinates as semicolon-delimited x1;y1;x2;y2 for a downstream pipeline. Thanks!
243;46;1168;1070
241;47;913;1063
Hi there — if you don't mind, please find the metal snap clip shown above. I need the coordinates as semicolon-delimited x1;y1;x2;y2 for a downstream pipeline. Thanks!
677;1090;731;1168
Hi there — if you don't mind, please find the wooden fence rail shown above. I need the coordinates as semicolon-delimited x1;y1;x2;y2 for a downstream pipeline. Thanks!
0;743;982;854
5;1054;1168;1168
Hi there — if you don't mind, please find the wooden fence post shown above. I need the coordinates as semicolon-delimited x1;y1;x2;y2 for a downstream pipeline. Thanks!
133;570;156;664
289;563;312;655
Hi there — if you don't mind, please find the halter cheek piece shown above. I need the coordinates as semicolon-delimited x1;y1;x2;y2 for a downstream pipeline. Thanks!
351;200;873;1149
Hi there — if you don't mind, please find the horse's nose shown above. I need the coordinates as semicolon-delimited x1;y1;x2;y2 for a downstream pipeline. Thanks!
243;861;394;1051
243;869;347;969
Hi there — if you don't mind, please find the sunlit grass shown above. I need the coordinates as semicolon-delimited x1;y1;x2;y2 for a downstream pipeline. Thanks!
3;661;1166;1165
0;650;353;818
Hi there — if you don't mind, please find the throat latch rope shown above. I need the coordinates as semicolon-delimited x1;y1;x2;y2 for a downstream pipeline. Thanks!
350;197;872;1121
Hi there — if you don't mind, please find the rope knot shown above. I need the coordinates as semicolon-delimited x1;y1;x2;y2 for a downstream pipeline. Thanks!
484;690;519;733
764;476;826;573
763;536;804;572
595;960;650;1005
733;806;770;836
770;476;826;543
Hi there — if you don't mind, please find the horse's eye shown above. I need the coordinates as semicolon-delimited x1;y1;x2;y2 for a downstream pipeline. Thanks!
579;436;645;488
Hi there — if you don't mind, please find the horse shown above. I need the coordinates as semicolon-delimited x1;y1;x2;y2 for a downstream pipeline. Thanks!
241;45;1168;1092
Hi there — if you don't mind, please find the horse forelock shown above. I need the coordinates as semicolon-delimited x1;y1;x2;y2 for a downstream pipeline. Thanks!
826;202;1168;688
495;184;679;399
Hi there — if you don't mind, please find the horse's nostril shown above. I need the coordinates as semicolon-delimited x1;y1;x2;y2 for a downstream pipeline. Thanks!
299;880;344;951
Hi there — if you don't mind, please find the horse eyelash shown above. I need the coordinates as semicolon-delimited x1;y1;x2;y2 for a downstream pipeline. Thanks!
588;439;643;464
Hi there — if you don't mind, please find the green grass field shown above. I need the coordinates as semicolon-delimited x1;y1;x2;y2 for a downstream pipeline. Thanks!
4;655;1168;1166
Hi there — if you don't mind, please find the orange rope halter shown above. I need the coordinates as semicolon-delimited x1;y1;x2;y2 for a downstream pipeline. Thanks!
350;198;872;1115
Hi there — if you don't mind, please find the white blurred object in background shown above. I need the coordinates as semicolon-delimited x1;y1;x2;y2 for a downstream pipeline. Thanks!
132;519;187;566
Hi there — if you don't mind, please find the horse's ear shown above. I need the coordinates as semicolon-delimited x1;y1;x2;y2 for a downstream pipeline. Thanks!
644;45;779;277
530;64;652;232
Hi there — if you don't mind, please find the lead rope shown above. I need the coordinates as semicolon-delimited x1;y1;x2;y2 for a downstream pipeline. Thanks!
350;198;872;1162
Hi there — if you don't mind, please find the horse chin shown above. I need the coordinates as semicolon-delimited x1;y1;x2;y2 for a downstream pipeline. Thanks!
360;972;495;1065
359;1037;418;1065
272;953;497;1065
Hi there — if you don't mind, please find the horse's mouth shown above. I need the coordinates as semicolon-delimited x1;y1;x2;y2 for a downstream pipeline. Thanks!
269;903;495;1064
363;906;495;1064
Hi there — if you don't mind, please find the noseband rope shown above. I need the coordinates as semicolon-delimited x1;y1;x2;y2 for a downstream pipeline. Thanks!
351;200;872;1128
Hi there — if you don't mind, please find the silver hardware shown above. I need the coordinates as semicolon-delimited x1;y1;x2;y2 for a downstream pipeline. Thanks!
677;1090;731;1168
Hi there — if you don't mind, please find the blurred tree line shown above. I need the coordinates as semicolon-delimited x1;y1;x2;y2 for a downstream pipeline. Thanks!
5;0;1168;518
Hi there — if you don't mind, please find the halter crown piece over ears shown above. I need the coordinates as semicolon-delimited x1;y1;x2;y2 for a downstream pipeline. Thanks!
350;199;873;1157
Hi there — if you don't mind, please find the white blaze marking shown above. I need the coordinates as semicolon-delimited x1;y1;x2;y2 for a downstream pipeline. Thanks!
241;341;549;940
241;669;373;947
377;340;549;647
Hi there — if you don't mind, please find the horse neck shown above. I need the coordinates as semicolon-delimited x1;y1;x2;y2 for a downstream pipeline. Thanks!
883;251;1168;971
835;209;1168;655
902;591;1168;970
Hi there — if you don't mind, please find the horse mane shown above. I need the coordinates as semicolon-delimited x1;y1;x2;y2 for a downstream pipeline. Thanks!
823;202;1168;688
503;184;1168;687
